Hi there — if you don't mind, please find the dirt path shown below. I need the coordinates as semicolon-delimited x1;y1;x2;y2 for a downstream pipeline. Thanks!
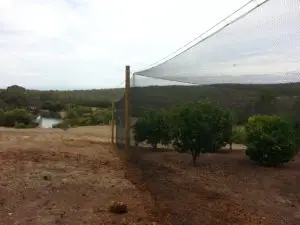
0;127;156;225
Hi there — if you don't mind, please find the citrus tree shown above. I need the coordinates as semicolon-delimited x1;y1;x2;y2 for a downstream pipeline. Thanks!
132;109;171;149
170;102;234;165
245;115;297;166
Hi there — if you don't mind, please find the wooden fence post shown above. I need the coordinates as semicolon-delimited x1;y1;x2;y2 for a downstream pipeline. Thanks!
124;65;130;149
111;101;115;144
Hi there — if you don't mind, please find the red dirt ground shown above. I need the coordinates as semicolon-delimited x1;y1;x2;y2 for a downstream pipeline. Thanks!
122;147;300;225
0;127;156;225
1;127;300;225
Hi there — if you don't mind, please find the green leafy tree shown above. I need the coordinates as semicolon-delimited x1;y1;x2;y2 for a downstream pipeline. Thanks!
253;90;276;115
3;108;35;127
294;122;300;150
2;85;29;109
291;99;300;149
132;117;148;146
42;101;64;112
66;108;79;120
171;102;233;165
0;99;7;110
90;109;112;125
214;109;235;152
132;109;171;149
245;115;297;167
0;109;4;126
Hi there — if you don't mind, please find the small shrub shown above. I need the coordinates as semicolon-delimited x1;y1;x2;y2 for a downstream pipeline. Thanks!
53;122;69;130
245;115;297;167
14;122;27;129
61;107;112;127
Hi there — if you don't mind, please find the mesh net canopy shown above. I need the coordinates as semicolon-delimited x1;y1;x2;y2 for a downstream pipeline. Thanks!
115;0;300;147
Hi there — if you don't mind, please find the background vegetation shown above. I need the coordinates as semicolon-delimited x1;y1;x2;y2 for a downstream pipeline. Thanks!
1;82;300;131
0;108;38;128
53;105;112;129
0;85;123;111
133;102;299;167
0;85;116;128
130;83;300;125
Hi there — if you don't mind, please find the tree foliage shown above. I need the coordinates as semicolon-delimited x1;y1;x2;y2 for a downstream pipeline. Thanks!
170;102;234;164
2;83;300;128
245;115;297;167
41;100;64;112
0;85;118;112
133;102;234;164
54;107;112;128
132;109;171;148
0;108;37;128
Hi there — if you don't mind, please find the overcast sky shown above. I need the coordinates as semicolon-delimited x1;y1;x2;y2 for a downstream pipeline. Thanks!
137;0;300;85
0;0;253;90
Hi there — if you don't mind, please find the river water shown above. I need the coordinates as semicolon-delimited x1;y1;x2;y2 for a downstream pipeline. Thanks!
38;117;62;128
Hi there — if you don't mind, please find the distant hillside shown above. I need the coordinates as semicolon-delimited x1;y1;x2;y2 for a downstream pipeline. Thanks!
125;82;300;123
1;83;300;124
0;85;124;110
129;82;300;106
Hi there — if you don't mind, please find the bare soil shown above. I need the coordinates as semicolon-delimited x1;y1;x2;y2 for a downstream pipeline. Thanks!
0;126;156;225
123;147;300;225
1;126;300;225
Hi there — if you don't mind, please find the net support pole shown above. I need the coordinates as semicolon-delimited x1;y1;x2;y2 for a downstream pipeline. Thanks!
111;101;115;144
124;65;130;149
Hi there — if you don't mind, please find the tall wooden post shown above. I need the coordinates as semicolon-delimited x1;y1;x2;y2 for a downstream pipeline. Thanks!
111;101;115;144
124;65;130;149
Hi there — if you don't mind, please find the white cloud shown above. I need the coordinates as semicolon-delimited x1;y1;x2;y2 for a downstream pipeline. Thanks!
1;0;255;89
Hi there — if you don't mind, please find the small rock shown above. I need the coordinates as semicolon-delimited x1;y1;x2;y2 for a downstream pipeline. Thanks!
61;178;69;184
108;201;128;214
42;172;52;181
8;212;12;216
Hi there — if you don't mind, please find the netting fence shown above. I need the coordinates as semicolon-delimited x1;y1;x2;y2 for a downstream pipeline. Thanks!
114;0;300;149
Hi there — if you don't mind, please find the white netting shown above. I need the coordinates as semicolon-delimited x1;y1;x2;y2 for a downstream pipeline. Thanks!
135;0;300;85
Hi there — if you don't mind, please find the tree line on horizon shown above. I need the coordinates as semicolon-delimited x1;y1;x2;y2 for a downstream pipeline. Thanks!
1;82;300;128
129;82;300;125
0;85;124;112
